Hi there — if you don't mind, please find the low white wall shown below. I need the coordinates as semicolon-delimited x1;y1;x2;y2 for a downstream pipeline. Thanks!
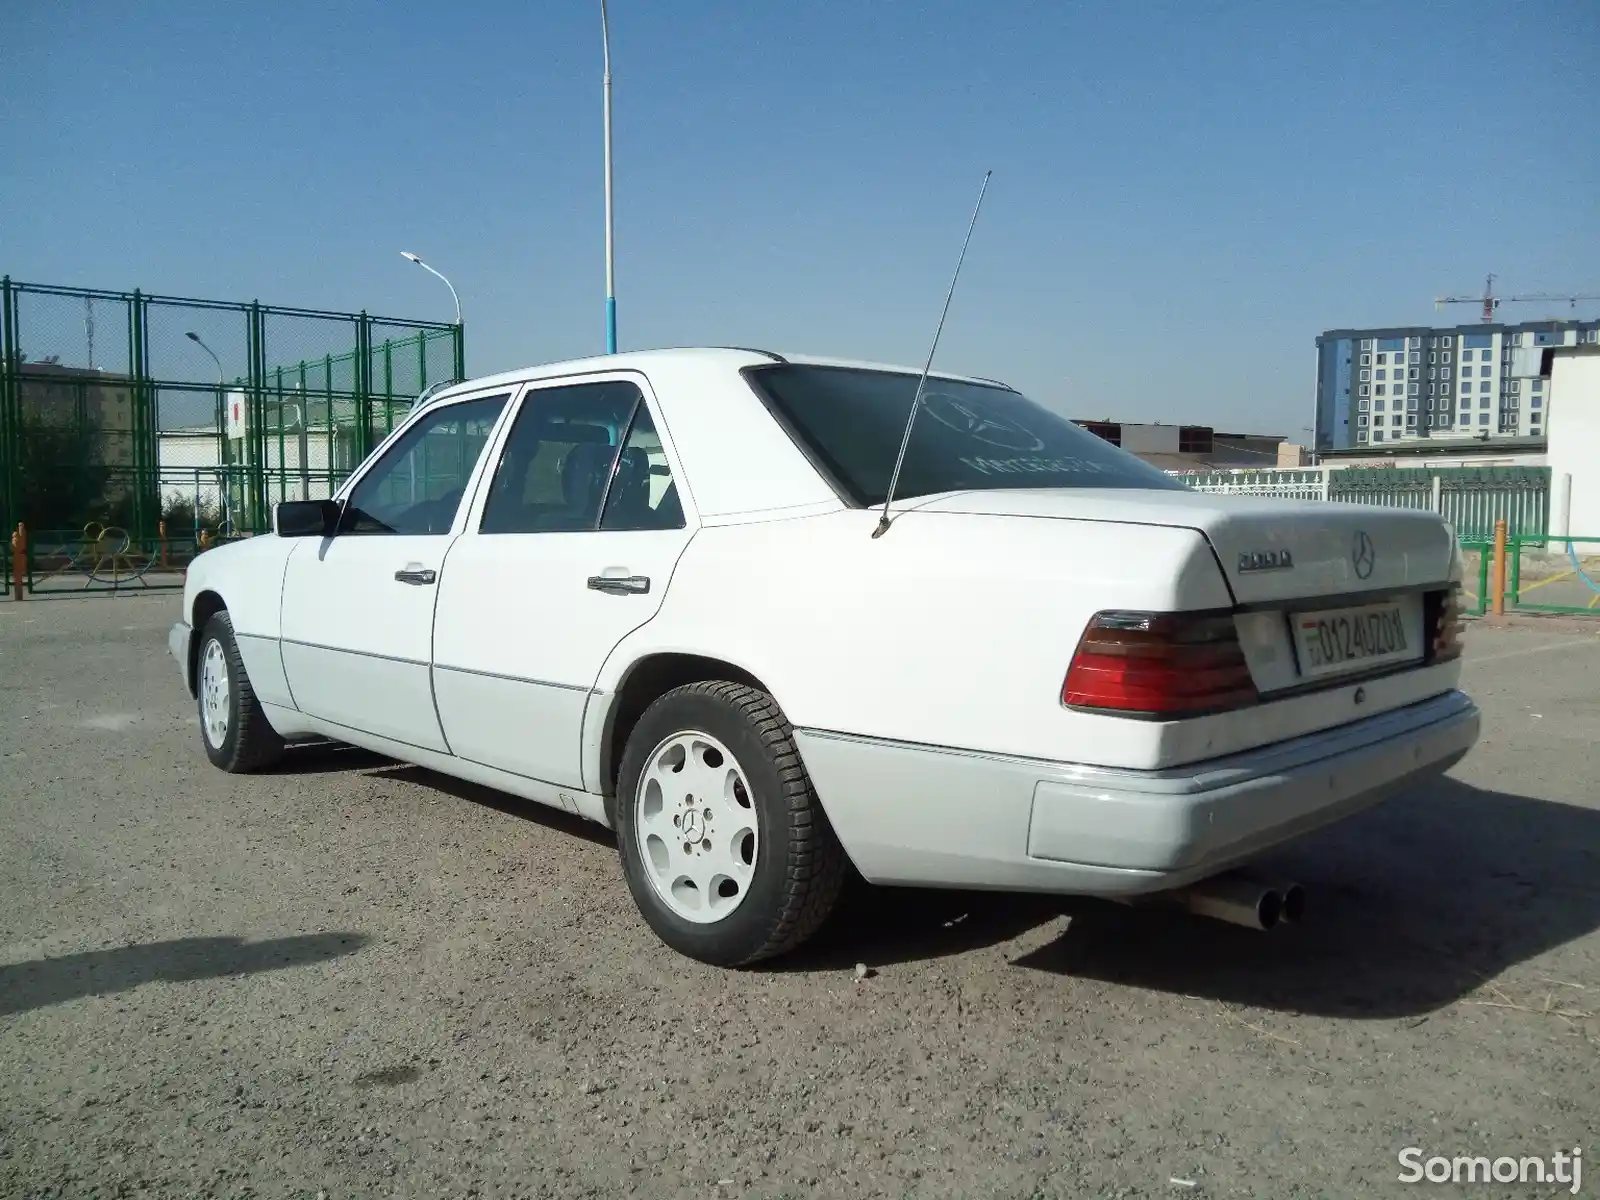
1547;353;1600;540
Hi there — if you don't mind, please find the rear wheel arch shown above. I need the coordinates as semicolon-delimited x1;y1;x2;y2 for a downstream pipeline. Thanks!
600;652;772;813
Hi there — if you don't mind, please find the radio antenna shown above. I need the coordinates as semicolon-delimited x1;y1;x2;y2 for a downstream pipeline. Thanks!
872;168;992;539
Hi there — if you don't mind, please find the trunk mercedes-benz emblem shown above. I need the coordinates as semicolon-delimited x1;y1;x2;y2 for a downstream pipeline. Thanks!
1351;530;1376;580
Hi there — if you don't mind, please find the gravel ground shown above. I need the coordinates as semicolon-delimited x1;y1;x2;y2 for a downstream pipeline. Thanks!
1;595;1596;1199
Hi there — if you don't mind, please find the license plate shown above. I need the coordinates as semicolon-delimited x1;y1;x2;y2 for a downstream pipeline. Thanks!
1292;603;1415;679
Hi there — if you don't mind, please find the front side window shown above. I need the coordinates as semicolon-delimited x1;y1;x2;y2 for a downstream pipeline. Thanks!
339;393;510;535
479;380;643;534
743;365;1184;505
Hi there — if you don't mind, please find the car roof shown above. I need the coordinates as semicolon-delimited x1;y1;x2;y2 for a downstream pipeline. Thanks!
423;346;1013;406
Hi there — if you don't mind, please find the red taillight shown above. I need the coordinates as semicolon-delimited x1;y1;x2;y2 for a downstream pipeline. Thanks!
1430;587;1464;663
1062;611;1258;717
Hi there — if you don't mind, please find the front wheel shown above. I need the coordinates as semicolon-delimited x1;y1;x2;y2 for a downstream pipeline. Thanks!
615;681;847;966
196;610;285;773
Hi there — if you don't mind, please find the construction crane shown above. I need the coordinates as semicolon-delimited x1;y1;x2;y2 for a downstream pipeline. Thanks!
1435;273;1600;323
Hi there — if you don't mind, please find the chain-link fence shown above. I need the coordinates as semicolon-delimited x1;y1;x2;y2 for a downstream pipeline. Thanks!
0;277;463;587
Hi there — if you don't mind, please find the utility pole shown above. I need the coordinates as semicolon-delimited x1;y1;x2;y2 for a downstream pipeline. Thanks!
602;0;617;353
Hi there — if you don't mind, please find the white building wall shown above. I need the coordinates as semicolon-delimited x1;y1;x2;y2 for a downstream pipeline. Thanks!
1546;351;1600;540
157;429;340;519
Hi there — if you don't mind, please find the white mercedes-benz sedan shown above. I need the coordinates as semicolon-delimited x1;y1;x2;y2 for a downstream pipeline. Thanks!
169;348;1479;965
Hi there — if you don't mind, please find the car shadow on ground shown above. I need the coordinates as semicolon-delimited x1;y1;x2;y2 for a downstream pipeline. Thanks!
256;746;1600;1012
268;740;394;774
774;779;1600;1012
1008;777;1600;1018
263;742;613;846
0;933;368;1017
361;763;617;848
770;878;1070;972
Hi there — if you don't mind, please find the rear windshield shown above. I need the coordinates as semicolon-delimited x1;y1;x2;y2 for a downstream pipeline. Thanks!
744;364;1185;506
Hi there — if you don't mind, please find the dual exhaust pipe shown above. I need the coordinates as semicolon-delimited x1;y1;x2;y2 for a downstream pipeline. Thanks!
1162;870;1306;931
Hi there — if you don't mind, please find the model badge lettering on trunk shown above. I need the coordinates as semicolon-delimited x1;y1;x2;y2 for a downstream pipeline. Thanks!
1238;549;1293;572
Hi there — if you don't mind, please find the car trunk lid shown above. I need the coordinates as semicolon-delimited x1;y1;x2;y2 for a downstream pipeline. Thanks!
909;487;1457;605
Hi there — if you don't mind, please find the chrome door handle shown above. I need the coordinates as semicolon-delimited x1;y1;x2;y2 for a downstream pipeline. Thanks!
587;574;650;595
394;567;437;586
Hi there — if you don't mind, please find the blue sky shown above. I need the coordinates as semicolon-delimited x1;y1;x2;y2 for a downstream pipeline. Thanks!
3;0;1596;437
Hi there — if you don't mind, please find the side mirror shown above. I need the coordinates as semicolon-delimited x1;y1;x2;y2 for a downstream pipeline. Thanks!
275;498;341;538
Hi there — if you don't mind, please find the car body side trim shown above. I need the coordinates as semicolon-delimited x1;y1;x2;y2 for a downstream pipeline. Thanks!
431;661;594;693
279;636;428;669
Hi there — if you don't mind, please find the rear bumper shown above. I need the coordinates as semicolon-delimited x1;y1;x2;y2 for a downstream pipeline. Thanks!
168;621;192;694
794;689;1480;897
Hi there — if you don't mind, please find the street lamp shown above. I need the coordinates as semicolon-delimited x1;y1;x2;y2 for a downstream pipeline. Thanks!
601;0;616;353
399;251;463;326
186;331;232;532
185;330;223;387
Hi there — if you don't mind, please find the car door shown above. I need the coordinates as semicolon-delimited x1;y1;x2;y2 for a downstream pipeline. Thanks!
279;390;511;752
431;374;695;790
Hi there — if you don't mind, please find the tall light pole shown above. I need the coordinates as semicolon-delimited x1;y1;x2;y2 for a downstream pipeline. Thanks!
399;251;462;326
601;0;616;354
187;331;231;531
400;251;465;382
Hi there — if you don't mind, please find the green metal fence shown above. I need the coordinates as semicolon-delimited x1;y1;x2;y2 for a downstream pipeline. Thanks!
1504;535;1600;615
0;277;464;575
1333;467;1549;543
1452;536;1600;617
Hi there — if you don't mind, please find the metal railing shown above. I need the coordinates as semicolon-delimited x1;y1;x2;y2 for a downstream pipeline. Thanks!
1504;535;1600;615
1174;465;1551;543
1457;530;1600;617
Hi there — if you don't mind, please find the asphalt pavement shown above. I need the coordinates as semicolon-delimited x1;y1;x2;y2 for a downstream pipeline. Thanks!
1;595;1597;1198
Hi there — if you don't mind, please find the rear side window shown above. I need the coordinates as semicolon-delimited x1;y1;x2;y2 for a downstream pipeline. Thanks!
744;365;1184;506
479;381;641;533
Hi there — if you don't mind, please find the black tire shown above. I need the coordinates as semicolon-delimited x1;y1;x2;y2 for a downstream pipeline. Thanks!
614;681;847;966
195;610;285;773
